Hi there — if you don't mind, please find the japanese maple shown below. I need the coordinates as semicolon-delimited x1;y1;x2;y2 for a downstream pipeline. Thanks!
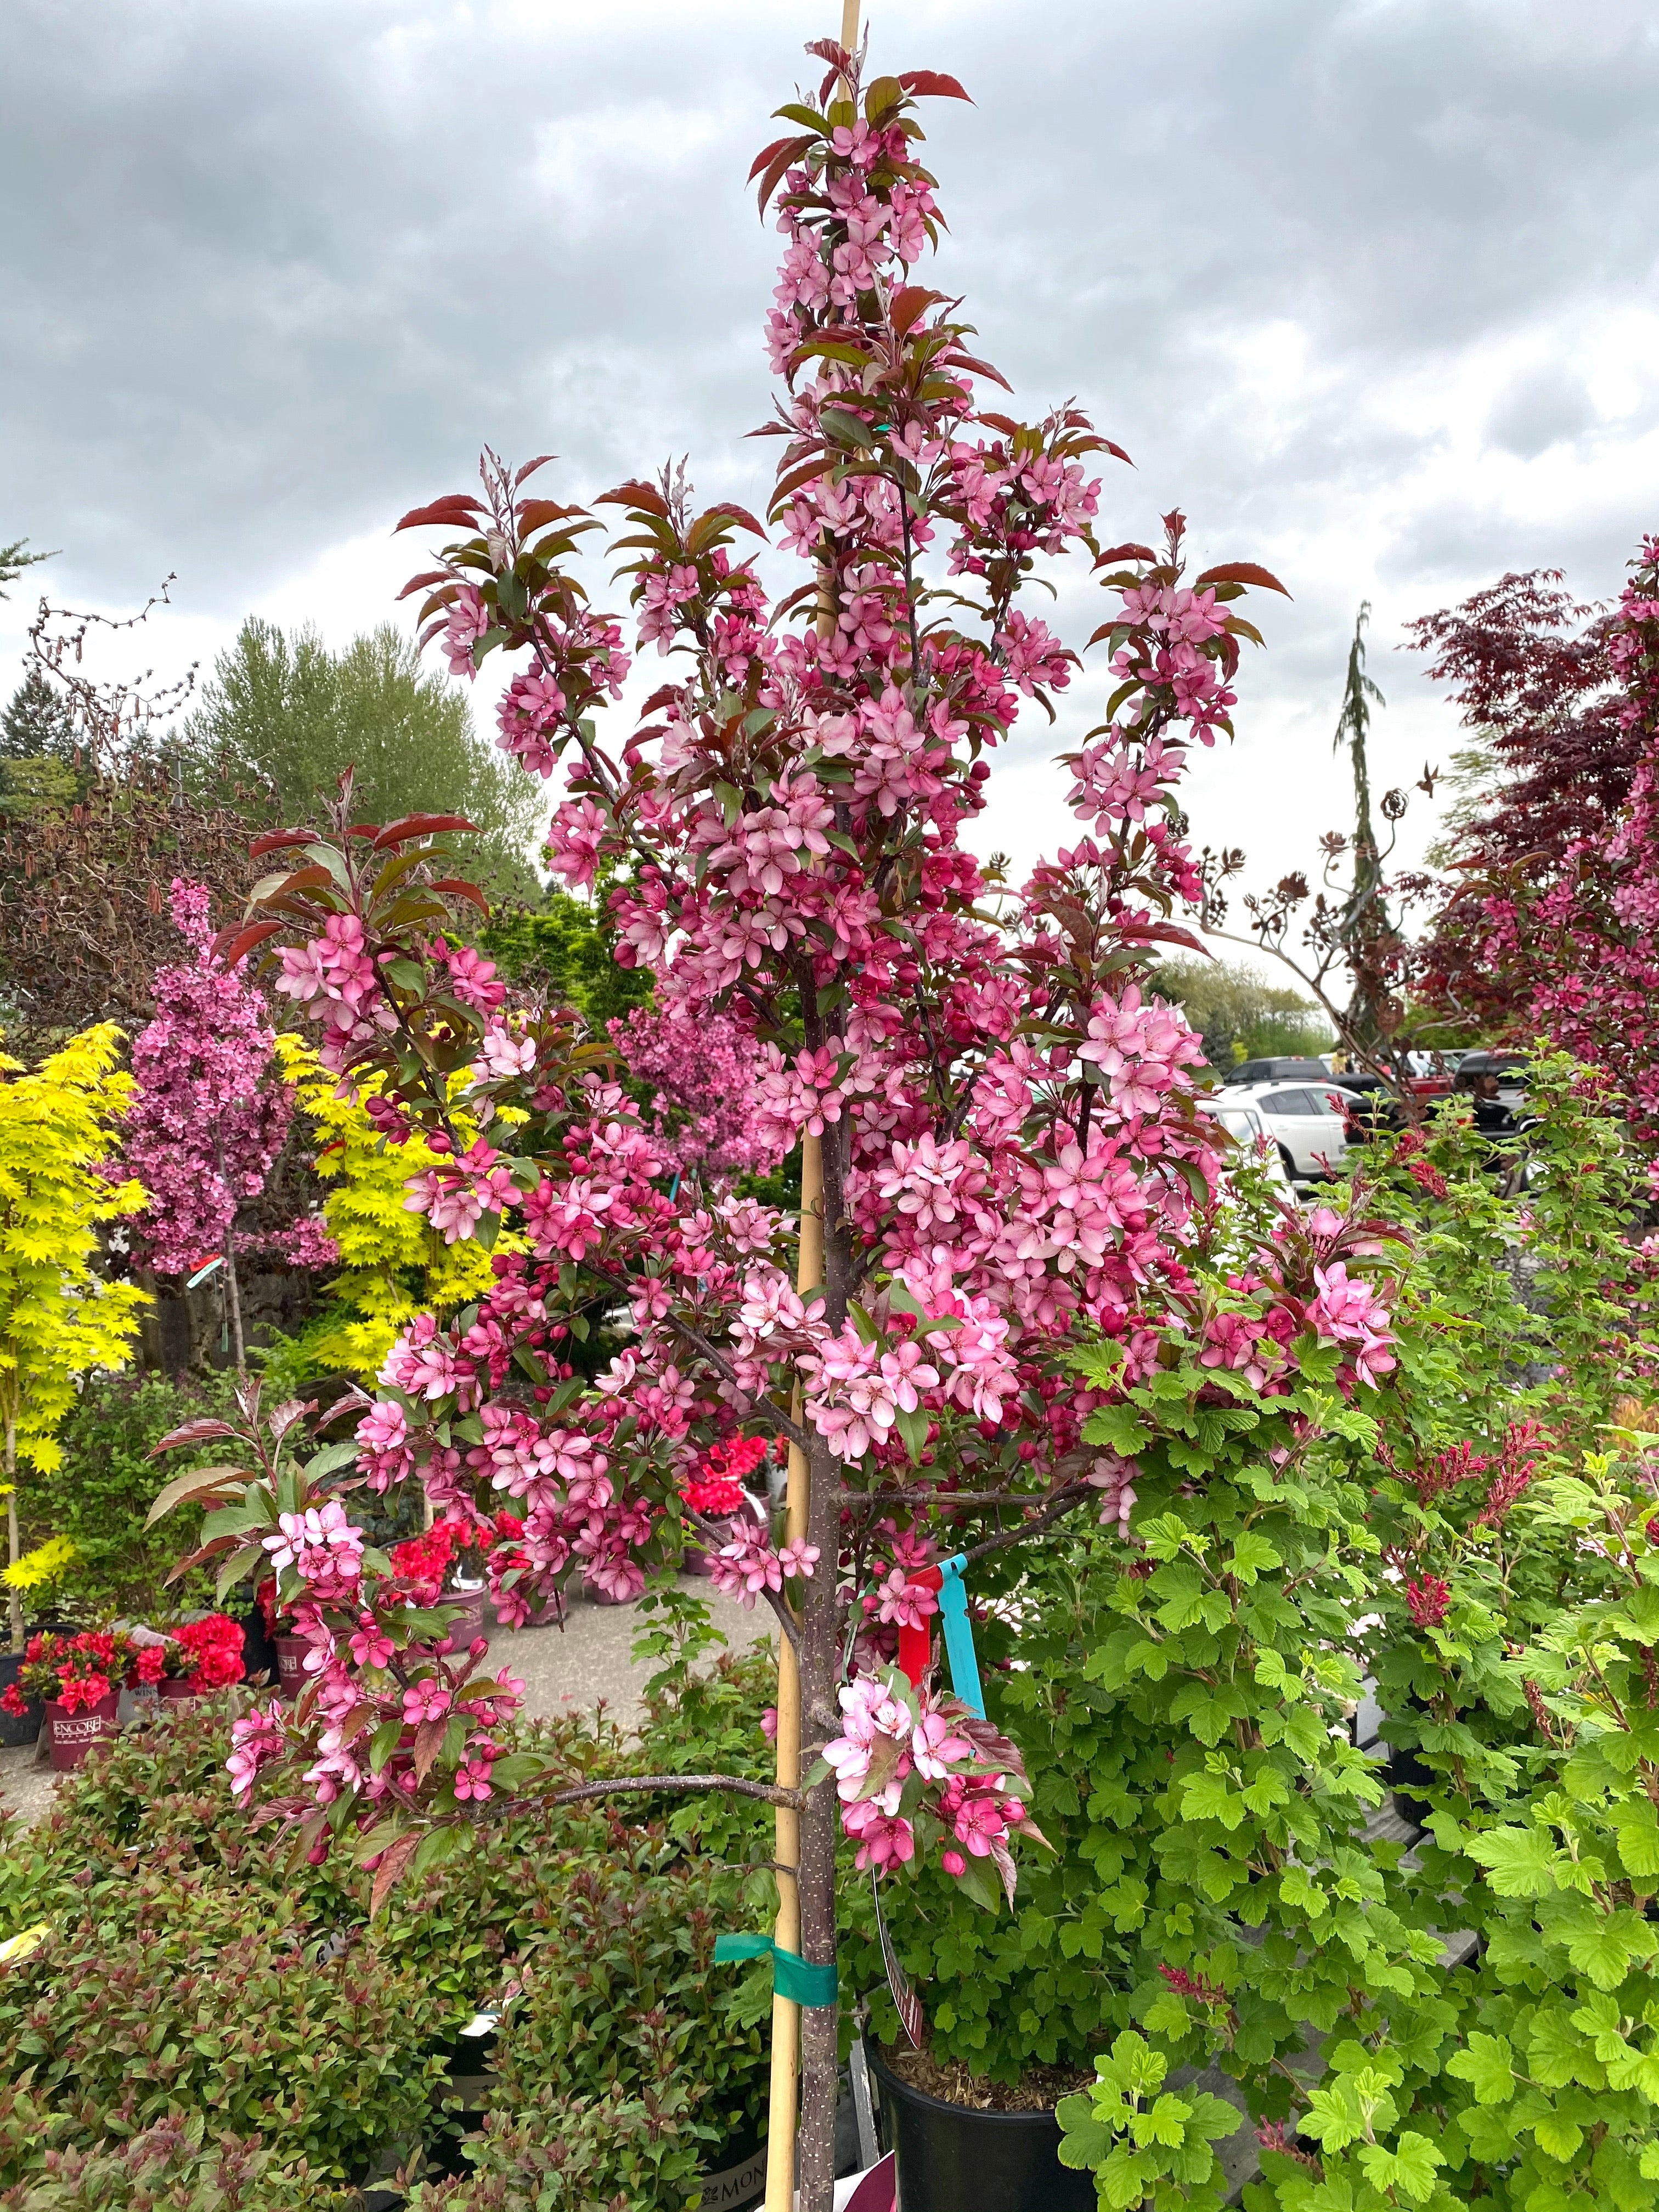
1439;541;1659;1144
1406;567;1631;1036
160;41;1402;2207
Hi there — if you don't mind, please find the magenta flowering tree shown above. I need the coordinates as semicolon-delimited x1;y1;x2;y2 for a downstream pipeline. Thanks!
124;878;323;1370
165;43;1404;2205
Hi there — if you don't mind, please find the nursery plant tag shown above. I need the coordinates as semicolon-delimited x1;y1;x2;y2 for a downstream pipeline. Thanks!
938;1554;985;1718
871;1871;924;2047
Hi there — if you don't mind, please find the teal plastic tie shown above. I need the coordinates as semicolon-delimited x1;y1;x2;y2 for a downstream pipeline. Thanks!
713;1933;839;2008
938;1554;985;1718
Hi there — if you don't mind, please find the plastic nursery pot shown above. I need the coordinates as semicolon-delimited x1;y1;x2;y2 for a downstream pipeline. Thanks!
239;1606;279;1685
866;2044;1095;2212
682;1517;736;1579
44;1692;121;1773
274;1634;309;1696
157;1676;201;1703
0;1654;42;1748
695;2116;766;2210
581;1576;639;1607
443;1583;490;1646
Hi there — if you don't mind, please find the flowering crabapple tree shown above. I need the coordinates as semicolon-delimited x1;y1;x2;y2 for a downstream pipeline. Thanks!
124;878;333;1372
162;42;1399;2204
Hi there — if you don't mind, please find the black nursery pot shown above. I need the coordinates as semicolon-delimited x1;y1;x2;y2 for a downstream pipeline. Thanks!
0;1653;41;1747
238;1607;279;1687
867;2044;1094;2212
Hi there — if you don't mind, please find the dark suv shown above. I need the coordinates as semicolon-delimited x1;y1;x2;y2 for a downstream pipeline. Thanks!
1229;1057;1339;1086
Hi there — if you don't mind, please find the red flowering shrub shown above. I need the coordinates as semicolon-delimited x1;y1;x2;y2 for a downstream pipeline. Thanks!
6;1629;136;1714
168;1613;247;1688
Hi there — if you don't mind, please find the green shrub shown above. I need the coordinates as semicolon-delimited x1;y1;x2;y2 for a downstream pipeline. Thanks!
0;2085;352;2211
0;1861;456;2186
0;1660;777;2211
19;1373;236;1622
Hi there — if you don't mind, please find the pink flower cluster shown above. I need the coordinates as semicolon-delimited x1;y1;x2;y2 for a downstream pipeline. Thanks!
822;1670;1040;1892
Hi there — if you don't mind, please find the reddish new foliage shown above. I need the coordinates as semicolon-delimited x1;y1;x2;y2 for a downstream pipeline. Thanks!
1467;543;1659;1146
1406;569;1634;1034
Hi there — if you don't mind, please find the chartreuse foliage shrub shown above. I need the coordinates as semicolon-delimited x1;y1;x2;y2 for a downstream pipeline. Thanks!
0;1656;776;2210
267;1034;500;1385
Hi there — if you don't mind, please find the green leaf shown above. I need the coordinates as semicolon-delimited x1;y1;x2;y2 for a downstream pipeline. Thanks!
1181;1770;1246;1831
1357;2134;1443;2205
1612;1803;1659;1880
1447;2031;1516;2104
1466;1825;1560;1897
1531;2104;1584;2162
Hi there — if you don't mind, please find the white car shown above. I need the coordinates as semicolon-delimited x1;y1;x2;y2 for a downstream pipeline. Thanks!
1209;1101;1293;1194
1215;1080;1350;1183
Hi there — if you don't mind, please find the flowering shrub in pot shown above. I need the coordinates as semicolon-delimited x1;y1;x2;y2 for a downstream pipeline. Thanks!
3;1629;136;1770
154;1612;248;1699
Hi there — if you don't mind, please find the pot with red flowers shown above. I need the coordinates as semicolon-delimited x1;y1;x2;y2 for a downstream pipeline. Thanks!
390;1523;491;1646
7;1629;136;1770
154;1613;249;1700
679;1434;774;1578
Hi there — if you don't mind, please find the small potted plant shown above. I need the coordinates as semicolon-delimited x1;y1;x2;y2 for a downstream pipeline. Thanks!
252;1575;311;1696
157;1613;248;1700
680;1434;771;1577
4;1629;136;1770
390;1523;490;1645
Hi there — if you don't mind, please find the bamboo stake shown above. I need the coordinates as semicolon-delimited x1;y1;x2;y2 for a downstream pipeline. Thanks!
763;1133;823;2211
763;12;857;2204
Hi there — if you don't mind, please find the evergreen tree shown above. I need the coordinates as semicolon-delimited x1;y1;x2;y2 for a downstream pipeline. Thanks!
0;539;54;602
0;667;78;763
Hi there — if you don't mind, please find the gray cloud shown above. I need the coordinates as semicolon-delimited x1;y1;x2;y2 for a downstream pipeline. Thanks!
5;0;1659;897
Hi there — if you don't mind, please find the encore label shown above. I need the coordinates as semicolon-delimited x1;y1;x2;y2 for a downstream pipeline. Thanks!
54;1717;116;1745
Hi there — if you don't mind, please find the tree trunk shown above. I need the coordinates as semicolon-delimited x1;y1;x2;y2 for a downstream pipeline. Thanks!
795;1430;847;2209
222;1227;247;1378
5;1409;21;1654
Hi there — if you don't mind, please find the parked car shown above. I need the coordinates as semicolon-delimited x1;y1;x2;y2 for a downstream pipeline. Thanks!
1453;1050;1530;1111
1210;1101;1293;1194
1229;1057;1337;1086
1214;1080;1350;1182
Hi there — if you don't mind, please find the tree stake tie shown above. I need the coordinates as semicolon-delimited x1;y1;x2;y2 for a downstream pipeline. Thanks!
714;1933;838;2007
938;1554;985;1718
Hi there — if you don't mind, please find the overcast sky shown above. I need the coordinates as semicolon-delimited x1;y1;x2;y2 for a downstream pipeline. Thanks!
5;0;1658;924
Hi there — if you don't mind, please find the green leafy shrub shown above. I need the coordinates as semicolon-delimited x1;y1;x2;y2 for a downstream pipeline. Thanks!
0;1660;776;2211
19;1373;236;1622
0;1861;456;2185
0;2084;351;2211
1056;2032;1242;2211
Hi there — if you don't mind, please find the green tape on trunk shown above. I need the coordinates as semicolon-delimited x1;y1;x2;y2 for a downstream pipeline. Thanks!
713;1932;839;2007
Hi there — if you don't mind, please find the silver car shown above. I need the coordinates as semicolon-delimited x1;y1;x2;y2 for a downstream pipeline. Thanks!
1215;1080;1350;1183
1210;1101;1293;1193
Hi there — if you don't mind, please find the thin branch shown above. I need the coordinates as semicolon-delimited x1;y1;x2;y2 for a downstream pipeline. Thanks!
679;1502;802;1649
521;1771;802;1815
956;1482;1097;1567
582;1261;809;1453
